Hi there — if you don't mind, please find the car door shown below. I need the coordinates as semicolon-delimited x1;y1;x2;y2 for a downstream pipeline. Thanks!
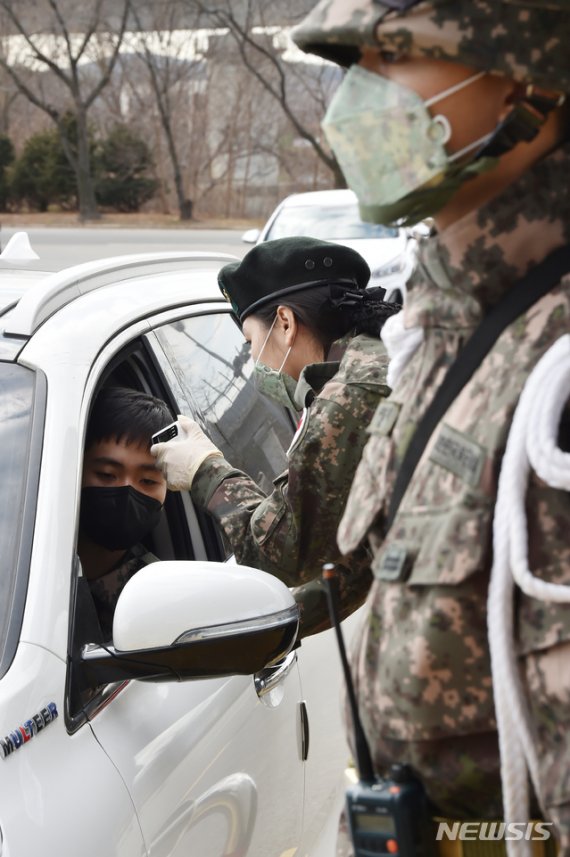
0;368;145;857
83;316;305;857
86;662;304;857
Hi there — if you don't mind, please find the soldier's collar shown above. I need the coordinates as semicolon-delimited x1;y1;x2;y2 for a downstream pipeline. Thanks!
295;360;340;408
418;141;570;311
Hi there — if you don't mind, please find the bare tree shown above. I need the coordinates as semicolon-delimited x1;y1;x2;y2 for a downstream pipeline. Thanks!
112;6;270;220
189;0;344;188
0;0;131;220
128;1;204;220
0;61;20;136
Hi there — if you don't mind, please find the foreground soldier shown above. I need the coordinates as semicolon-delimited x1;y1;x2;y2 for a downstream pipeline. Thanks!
293;1;570;851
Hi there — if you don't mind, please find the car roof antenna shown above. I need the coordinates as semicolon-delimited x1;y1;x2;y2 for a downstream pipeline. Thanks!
0;231;40;263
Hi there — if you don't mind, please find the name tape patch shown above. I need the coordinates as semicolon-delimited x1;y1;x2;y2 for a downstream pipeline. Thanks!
430;424;485;487
1;702;58;759
368;401;401;437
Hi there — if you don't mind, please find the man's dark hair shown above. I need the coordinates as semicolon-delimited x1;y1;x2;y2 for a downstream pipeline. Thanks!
85;386;174;450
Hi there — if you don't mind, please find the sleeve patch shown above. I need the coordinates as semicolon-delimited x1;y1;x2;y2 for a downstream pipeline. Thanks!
367;400;401;437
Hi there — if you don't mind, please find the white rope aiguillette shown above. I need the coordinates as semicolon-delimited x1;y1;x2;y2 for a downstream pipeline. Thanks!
488;334;570;857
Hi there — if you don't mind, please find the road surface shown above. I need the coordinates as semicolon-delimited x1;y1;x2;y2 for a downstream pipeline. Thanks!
0;226;251;269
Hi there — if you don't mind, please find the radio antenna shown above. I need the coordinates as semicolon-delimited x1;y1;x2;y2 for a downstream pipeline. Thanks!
322;563;376;784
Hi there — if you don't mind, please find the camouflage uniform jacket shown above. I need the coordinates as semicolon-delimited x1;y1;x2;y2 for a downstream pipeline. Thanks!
88;543;158;641
191;333;391;637
337;145;570;838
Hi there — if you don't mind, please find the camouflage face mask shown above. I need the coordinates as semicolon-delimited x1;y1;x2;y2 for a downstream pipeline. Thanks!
322;65;498;227
253;316;301;412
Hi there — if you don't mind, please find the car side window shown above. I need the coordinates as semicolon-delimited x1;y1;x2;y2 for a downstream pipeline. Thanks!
150;312;294;494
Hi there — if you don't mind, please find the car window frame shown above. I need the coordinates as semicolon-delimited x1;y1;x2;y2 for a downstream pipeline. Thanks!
66;334;223;729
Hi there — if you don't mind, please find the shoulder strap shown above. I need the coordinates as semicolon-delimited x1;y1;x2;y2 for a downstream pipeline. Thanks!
385;242;570;534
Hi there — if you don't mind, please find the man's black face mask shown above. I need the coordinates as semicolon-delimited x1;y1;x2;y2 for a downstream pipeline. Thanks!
80;485;162;552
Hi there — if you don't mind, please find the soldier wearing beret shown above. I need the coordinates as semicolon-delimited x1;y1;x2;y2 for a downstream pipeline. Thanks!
152;236;396;637
292;0;570;852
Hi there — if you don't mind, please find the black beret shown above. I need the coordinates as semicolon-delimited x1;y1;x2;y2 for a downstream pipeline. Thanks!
218;236;371;322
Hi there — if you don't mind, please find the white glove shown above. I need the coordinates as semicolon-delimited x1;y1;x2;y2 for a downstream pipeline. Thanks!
151;414;223;491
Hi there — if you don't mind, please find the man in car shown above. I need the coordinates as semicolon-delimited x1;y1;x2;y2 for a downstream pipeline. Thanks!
292;0;570;852
78;386;173;640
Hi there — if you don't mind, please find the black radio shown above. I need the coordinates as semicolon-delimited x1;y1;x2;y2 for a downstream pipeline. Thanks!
346;765;432;857
323;564;433;857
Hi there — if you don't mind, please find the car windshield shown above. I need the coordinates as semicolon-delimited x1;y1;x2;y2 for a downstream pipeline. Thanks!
266;203;399;241
0;363;38;674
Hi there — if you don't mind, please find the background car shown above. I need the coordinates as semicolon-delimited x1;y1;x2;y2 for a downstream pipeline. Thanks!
242;188;417;298
0;238;362;857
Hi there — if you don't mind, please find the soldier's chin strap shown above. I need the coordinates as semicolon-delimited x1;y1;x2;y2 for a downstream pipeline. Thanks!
474;85;566;161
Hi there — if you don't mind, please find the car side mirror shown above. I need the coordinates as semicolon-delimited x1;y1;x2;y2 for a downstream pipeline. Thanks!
241;228;260;244
80;561;299;686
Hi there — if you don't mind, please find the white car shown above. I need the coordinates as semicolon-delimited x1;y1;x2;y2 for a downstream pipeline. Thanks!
243;188;417;298
0;239;360;856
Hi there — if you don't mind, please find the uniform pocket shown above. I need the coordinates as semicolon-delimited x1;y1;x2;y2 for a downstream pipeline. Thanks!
372;494;494;586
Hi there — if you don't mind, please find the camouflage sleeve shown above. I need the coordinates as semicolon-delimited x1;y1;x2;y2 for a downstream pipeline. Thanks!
191;456;260;508
191;394;384;589
292;555;372;638
87;545;158;642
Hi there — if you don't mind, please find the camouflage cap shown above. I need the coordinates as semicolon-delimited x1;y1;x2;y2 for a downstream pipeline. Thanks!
292;0;570;91
217;236;370;323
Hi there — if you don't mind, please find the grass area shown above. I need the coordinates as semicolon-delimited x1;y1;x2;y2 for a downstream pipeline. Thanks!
0;211;263;230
